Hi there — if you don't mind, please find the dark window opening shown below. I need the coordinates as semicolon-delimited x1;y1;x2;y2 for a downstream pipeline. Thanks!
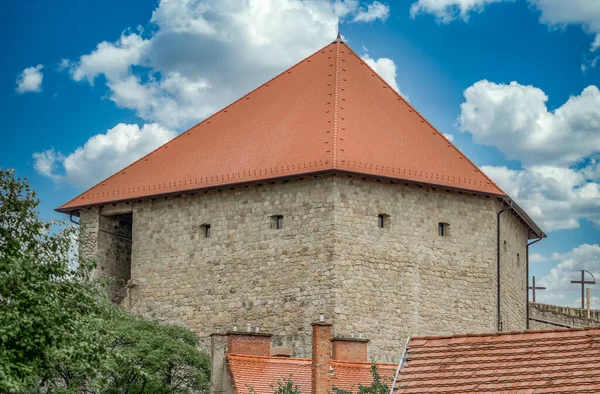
99;212;132;305
204;224;211;238
438;222;449;236
378;214;389;229
271;215;284;229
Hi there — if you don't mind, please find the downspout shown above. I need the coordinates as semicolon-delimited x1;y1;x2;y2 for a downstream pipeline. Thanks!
526;237;543;329
69;213;80;225
497;199;512;332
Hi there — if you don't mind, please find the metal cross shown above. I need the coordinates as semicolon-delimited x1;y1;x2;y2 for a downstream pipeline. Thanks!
528;276;546;303
570;270;596;309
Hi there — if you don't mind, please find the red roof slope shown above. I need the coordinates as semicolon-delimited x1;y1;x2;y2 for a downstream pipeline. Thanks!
227;355;396;394
58;39;504;212
395;327;600;393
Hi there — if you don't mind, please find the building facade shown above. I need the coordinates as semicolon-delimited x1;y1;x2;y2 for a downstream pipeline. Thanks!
64;37;544;362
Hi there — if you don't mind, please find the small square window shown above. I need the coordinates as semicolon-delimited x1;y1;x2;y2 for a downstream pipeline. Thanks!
378;214;389;229
271;215;284;229
438;222;449;236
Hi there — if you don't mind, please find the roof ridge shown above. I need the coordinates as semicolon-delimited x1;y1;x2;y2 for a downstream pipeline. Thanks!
410;326;600;341
227;354;311;363
331;360;397;368
332;40;341;168
58;41;338;211
338;42;506;196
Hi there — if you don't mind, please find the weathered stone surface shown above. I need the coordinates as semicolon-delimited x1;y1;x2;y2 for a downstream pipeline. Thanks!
80;208;132;304
528;302;600;329
330;176;527;360
80;174;530;361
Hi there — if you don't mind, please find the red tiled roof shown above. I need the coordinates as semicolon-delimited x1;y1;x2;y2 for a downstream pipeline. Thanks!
227;355;396;394
58;38;505;212
395;327;600;393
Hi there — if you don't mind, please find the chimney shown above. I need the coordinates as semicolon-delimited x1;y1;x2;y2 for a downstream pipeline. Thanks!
311;322;332;394
331;337;369;362
227;331;272;356
210;333;228;393
210;329;273;392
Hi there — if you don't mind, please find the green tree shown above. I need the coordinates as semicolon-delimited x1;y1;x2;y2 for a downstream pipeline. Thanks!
47;311;211;393
248;376;302;394
0;168;111;392
0;169;210;393
331;363;391;394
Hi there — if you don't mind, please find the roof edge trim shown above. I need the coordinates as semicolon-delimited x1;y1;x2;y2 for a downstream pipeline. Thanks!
55;169;508;215
506;198;546;240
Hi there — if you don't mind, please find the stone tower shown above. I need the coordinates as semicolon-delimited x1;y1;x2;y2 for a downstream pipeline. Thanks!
58;37;544;361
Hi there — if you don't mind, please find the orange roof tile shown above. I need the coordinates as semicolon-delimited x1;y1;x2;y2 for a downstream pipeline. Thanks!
227;355;396;394
58;38;507;213
394;327;600;393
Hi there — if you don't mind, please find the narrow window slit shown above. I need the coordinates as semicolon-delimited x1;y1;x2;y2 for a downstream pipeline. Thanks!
438;222;449;236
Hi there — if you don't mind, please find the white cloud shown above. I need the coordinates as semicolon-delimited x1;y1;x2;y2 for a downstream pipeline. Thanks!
33;149;64;181
482;164;600;231
352;1;389;22
66;0;396;130
443;133;454;141
15;65;44;93
529;0;600;52
362;53;402;95
410;0;508;23
33;123;175;189
459;81;600;166
70;33;149;84
535;244;600;309
530;253;546;263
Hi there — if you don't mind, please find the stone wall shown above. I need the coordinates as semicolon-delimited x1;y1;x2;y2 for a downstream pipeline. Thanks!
79;174;531;361
330;176;527;360
79;208;132;303
129;176;337;357
528;302;600;329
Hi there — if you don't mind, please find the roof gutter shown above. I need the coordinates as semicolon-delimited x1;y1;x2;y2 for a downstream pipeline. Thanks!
526;236;544;329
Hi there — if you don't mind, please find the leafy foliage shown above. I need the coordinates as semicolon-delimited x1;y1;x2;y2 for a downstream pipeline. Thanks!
332;363;391;394
0;168;111;391
248;376;302;394
0;169;210;393
49;311;211;393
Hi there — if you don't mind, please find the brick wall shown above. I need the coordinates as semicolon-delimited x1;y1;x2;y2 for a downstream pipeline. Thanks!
331;338;368;362
312;323;332;394
227;333;272;356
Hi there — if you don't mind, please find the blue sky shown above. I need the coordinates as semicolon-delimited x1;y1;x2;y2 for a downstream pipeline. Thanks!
2;0;599;308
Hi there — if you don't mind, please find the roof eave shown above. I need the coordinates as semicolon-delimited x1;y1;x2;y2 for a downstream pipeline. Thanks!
505;198;546;240
56;169;510;216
